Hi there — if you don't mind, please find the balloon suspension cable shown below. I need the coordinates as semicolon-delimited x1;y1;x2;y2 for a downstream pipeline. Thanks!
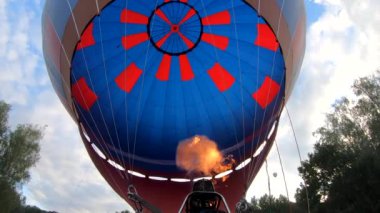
265;160;272;197
274;139;290;201
127;185;161;213
286;107;311;213
264;159;272;213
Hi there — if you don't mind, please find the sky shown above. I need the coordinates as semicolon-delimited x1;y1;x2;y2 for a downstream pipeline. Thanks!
0;0;379;212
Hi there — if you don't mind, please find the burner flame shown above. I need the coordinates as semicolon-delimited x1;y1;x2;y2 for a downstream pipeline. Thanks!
176;136;235;178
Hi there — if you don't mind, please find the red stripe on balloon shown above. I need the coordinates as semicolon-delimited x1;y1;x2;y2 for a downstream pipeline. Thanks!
155;9;172;25
179;9;196;25
254;24;279;51
77;22;95;50
156;54;172;81
120;9;149;24
156;32;173;48
72;77;98;110
201;33;229;50
178;32;194;48
179;55;194;81
208;63;235;92
202;11;231;26
115;63;143;93
252;76;280;109
122;33;149;50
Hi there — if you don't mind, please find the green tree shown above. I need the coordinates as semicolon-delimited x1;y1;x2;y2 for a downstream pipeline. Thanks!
0;101;44;212
295;71;380;212
249;194;302;213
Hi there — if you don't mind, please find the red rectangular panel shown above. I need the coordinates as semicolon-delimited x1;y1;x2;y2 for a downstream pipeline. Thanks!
122;33;149;50
252;77;280;108
179;55;194;81
208;63;235;92
201;33;229;50
115;63;143;93
156;54;171;81
72;77;98;110
77;22;95;50
254;23;279;51
202;11;231;26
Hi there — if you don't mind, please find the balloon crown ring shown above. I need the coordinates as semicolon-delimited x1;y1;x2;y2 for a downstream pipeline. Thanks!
148;1;203;56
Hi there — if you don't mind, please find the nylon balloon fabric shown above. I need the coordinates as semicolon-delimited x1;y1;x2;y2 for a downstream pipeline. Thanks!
70;0;285;173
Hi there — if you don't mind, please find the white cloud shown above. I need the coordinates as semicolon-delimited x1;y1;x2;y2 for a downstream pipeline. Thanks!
0;1;10;57
0;0;44;105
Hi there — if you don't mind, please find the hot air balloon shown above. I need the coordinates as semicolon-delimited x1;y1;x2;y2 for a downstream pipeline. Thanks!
42;0;305;212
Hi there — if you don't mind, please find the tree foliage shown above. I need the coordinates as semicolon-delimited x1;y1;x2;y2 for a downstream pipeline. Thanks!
0;101;44;212
0;177;24;213
296;71;380;212
247;194;302;213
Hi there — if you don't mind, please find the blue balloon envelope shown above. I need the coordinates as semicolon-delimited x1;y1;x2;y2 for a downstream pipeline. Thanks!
71;0;285;172
42;0;306;211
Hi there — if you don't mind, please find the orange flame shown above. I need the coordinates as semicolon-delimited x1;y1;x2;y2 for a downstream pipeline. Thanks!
176;135;235;177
